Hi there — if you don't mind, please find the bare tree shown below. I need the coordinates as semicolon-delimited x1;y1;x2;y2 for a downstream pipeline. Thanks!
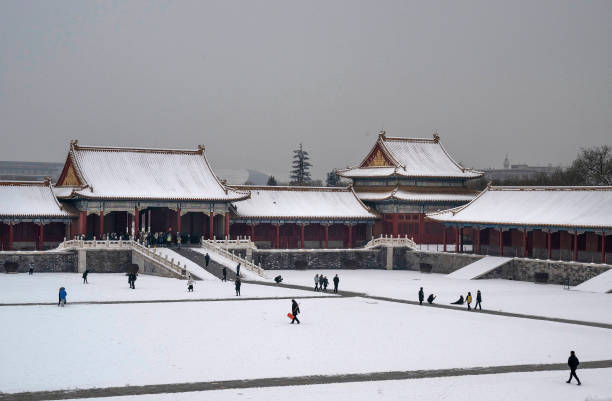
571;145;612;185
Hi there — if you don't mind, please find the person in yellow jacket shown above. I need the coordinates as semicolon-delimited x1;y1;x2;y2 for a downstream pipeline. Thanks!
466;292;473;310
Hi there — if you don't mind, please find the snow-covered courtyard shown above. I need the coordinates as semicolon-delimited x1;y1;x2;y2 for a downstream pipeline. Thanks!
1;271;611;400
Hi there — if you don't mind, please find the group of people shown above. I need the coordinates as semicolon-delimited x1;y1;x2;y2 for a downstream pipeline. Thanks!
314;273;340;293
417;288;483;310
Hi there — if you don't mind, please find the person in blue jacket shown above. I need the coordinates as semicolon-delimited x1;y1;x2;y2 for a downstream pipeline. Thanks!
58;287;67;307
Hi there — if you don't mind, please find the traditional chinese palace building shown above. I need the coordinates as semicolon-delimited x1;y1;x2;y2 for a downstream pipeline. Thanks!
427;186;612;264
337;131;482;243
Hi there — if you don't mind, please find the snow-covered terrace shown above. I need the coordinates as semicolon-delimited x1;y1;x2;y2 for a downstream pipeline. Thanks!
230;186;378;222
427;186;612;230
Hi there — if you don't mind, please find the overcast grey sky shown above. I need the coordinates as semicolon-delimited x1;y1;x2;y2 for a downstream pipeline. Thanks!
0;0;610;180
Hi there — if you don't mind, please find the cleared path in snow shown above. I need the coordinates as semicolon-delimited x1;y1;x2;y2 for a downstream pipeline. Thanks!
3;360;611;401
573;268;612;293
446;256;511;279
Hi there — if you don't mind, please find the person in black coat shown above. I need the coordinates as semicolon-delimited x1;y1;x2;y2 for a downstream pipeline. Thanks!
333;274;339;293
451;295;464;305
222;266;227;282
205;253;210;267
82;270;88;284
566;351;581;385
236;263;241;277
427;294;436;304
418;287;424;305
475;290;482;310
291;299;300;324
235;277;241;296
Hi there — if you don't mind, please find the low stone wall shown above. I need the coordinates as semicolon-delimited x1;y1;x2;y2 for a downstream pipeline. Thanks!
393;249;482;273
253;248;386;270
480;258;610;285
0;251;77;273
85;249;132;273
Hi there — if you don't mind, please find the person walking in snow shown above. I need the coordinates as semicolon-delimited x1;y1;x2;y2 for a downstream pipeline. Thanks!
236;263;241;277
290;299;300;324
187;277;194;292
205;253;210;267
82;270;88;284
566;351;581;385
333;274;339;293
466;292;472;310
28;264;34;275
418;287;424;305
58;287;67;307
222;266;227;282
323;276;329;291
314;274;319;291
235;277;241;296
474;290;482;310
319;274;325;292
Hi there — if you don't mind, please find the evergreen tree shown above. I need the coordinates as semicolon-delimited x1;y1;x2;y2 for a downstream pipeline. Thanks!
326;169;341;186
290;143;312;185
266;176;278;186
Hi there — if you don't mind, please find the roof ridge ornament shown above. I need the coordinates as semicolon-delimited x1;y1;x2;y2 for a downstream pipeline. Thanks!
197;144;205;154
70;139;79;149
378;130;386;139
432;130;440;143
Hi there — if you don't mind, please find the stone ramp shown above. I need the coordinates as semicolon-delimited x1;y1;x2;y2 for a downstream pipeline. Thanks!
573;268;612;293
173;248;238;281
446;256;512;280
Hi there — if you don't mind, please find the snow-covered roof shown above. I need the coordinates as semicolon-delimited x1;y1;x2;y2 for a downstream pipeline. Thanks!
0;180;76;218
338;131;483;179
231;186;378;220
356;187;477;203
56;141;249;201
427;186;612;230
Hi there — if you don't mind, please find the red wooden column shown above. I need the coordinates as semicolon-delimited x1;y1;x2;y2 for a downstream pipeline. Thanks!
134;207;139;238
455;227;459;253
176;208;181;236
250;224;255;242
79;211;86;237
9;221;13;250
602;232;606;264
300;223;305;249
224;212;230;239
573;231;578;261
348;224;353;249
547;231;552;259
324;224;329;249
499;228;503;256
417;214;424;243
522;228;527;258
99;211;104;239
275;223;280;249
392;213;399;237
442;227;447;252
209;212;214;239
475;227;481;254
148;210;151;233
38;223;44;250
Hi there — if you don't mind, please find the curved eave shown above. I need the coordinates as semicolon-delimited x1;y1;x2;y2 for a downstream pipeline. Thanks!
71;192;251;202
425;216;612;231
233;215;378;221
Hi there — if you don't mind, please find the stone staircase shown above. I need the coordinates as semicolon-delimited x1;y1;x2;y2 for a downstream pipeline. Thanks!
173;248;238;281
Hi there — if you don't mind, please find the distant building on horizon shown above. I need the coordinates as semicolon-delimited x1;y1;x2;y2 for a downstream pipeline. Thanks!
481;154;559;181
0;161;63;182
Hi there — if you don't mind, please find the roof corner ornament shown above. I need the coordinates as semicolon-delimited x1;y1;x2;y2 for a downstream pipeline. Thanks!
486;181;492;189
432;130;440;143
197;144;205;153
43;176;51;185
70;139;79;149
378;130;386;139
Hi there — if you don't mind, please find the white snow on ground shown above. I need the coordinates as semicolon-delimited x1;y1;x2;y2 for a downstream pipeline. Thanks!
275;269;612;324
153;248;217;280
574;268;612;293
191;247;264;281
0;273;326;303
1;297;611;393
66;368;612;401
447;256;511;279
